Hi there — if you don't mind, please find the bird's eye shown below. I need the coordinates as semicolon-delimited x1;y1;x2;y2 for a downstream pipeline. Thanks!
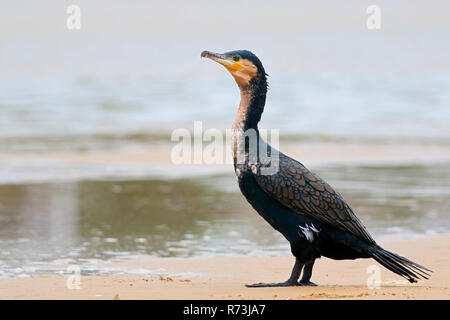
233;56;240;62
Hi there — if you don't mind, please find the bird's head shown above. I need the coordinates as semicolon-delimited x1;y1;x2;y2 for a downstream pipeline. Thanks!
201;50;267;91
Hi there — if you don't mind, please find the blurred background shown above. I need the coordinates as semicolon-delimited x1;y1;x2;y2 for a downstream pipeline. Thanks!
0;0;449;277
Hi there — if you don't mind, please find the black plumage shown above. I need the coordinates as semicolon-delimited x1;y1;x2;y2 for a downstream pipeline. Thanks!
201;49;431;286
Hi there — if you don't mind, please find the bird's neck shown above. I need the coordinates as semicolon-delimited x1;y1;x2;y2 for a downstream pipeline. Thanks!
231;78;267;167
232;80;267;132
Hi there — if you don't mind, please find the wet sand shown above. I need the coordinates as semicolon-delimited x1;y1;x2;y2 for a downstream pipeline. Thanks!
0;234;448;300
3;141;450;167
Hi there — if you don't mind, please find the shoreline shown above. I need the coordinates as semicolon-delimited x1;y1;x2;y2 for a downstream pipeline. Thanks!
3;142;450;166
0;234;448;300
2;142;450;186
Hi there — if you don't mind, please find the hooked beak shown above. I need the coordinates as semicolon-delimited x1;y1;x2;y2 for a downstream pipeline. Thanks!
201;50;233;67
201;50;242;72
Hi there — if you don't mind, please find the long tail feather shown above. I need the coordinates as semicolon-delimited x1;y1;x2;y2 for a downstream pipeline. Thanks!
368;245;432;283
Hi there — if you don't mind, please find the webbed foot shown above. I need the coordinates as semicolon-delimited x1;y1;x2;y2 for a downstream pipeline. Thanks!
245;280;299;288
298;280;317;286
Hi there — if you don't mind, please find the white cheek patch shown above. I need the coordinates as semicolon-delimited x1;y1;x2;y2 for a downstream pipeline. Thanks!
298;223;320;243
231;60;257;87
233;70;252;87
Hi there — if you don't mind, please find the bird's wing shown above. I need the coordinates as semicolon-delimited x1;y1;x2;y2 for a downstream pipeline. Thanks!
253;153;375;244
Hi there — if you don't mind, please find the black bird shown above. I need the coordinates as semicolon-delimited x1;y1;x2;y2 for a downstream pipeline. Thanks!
201;49;432;286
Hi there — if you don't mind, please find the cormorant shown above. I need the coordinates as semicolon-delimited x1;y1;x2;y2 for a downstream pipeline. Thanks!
201;49;432;286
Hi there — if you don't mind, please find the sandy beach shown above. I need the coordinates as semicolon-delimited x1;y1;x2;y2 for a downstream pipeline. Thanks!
4;141;450;167
0;234;448;300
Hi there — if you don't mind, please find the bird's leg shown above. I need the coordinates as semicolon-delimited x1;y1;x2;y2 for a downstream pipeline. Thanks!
298;259;317;286
246;258;304;287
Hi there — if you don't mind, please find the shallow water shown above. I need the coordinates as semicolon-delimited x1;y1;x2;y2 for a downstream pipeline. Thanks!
0;162;449;277
1;75;450;277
